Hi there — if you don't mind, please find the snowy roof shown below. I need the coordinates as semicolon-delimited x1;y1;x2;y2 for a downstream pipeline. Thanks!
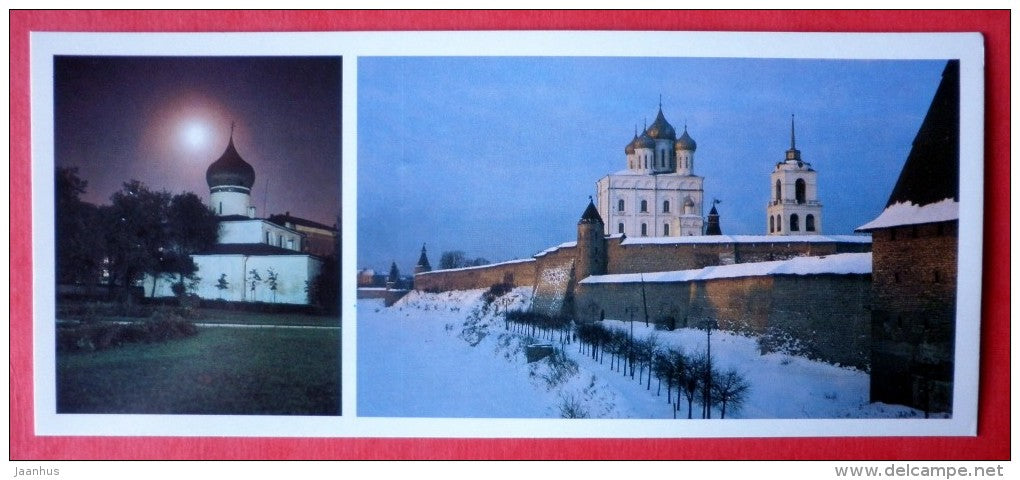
856;198;959;231
416;257;535;275
620;234;871;246
580;252;871;284
534;241;577;257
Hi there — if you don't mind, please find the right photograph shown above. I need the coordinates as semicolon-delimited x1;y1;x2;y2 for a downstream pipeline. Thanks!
356;55;966;421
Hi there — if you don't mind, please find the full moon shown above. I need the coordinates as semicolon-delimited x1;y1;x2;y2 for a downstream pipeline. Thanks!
180;119;212;152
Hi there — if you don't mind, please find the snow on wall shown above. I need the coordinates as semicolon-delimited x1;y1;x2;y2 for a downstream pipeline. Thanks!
534;241;577;258
620;234;872;246
531;259;575;316
581;252;871;285
857;198;959;230
415;257;535;275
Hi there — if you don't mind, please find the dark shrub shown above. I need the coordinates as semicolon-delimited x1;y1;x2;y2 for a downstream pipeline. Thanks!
56;309;198;353
147;310;199;341
482;282;513;305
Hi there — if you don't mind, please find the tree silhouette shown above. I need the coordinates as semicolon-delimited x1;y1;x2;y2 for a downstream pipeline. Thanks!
55;167;104;285
711;368;750;419
248;268;262;302
215;273;229;299
101;180;170;303
164;191;220;295
266;268;279;303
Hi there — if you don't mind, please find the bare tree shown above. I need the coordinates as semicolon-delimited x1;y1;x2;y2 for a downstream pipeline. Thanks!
438;250;467;269
643;332;660;390
711;368;750;419
679;352;704;419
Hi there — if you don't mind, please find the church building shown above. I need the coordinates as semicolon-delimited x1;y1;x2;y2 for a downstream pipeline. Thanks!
767;116;823;236
595;106;704;237
150;131;327;304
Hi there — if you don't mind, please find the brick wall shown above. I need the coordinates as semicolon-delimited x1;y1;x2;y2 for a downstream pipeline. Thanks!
606;238;871;275
869;221;957;413
575;273;872;369
413;259;538;292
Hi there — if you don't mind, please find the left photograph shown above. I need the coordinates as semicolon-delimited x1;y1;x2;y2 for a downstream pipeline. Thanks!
52;56;342;415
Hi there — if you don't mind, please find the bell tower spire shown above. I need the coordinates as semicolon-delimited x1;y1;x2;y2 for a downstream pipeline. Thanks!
768;115;821;235
785;114;801;161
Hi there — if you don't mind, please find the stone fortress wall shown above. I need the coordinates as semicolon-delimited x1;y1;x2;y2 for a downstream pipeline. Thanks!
412;234;873;369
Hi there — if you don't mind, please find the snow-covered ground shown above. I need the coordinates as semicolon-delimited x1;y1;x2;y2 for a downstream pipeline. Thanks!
357;288;926;419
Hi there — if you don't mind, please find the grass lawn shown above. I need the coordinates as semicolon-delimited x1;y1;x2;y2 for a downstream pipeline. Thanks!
56;320;340;415
191;308;341;327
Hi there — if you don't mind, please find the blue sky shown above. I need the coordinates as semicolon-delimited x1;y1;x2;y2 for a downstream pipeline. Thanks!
357;57;947;275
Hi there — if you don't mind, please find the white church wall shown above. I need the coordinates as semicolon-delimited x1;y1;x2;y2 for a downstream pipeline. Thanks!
219;220;266;244
218;219;303;250
146;254;322;305
210;190;251;217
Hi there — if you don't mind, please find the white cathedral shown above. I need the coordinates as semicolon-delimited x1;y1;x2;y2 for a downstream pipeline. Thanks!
596;107;822;237
150;132;324;304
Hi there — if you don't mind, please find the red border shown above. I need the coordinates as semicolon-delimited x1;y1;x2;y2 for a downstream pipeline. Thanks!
10;10;1009;460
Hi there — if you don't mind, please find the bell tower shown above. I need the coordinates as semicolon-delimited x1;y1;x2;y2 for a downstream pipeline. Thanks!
766;115;822;235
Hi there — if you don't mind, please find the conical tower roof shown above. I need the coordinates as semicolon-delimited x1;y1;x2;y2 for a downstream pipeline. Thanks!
885;60;959;207
416;244;431;270
579;198;603;225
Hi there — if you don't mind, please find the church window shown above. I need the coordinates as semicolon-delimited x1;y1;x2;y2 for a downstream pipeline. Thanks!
795;178;806;204
775;179;782;202
790;214;799;231
776;215;782;232
618;199;625;212
663;200;670;213
805;214;815;232
663;223;670;236
769;216;775;233
618;223;624;234
265;231;270;244
641;223;647;236
287;238;295;250
218;202;223;215
640;200;648;212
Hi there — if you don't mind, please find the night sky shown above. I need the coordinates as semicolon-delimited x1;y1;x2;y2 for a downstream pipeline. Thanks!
54;56;341;228
357;57;948;275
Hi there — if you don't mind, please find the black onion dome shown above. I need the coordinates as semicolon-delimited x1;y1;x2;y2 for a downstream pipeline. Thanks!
206;137;255;189
624;134;639;154
645;108;676;140
675;127;697;151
